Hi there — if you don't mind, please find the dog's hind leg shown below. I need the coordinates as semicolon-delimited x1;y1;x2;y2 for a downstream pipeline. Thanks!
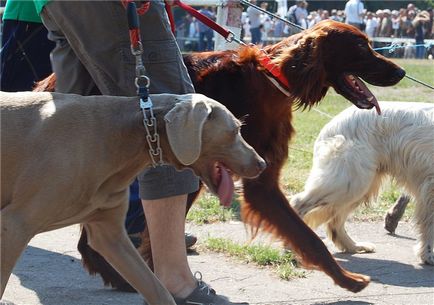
384;194;411;234
413;192;434;265
325;204;375;253
84;204;175;305
0;208;35;297
327;173;384;253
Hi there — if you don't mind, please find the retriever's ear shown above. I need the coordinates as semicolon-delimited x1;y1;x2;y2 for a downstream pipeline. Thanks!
164;96;212;165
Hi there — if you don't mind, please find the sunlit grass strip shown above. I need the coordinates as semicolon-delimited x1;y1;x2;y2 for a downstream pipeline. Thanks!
203;237;305;280
186;193;239;224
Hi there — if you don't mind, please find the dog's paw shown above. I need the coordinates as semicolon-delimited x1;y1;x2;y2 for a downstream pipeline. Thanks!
344;242;376;253
415;243;434;265
420;251;434;265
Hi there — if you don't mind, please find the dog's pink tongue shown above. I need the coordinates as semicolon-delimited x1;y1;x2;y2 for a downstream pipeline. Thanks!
217;165;234;207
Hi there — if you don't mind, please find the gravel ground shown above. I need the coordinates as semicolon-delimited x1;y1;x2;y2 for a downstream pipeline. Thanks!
2;220;433;305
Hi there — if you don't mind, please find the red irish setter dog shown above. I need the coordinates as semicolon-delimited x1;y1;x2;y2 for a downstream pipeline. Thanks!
35;21;405;293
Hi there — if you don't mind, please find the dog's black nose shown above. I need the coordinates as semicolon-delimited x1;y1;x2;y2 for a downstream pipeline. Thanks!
395;68;406;79
257;159;267;172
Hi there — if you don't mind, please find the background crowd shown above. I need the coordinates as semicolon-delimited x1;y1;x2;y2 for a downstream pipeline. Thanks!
176;0;433;59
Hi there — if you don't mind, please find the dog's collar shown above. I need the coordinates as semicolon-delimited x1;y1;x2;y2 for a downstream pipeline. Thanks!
258;51;291;96
140;97;164;167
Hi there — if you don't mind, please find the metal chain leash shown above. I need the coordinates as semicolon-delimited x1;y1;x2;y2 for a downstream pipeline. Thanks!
126;1;163;166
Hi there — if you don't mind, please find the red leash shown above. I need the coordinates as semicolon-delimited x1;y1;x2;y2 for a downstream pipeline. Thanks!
169;0;232;40
166;0;290;89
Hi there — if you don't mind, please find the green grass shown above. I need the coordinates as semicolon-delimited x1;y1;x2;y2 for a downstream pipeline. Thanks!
186;193;240;224
203;237;305;280
187;59;433;223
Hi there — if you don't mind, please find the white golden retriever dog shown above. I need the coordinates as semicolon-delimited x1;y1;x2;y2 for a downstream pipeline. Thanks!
291;102;434;265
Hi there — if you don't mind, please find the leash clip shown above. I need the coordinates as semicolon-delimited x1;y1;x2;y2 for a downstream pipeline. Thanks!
140;96;153;110
225;31;246;46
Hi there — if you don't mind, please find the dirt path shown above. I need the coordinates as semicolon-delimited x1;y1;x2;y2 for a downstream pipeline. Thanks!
2;221;433;305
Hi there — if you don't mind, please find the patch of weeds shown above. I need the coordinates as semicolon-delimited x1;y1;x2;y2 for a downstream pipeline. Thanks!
186;193;240;224
203;237;305;280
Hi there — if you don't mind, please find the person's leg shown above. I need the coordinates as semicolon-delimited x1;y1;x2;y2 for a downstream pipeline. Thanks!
206;31;214;51
250;27;256;44
138;165;198;298
198;31;205;51
142;195;196;298
136;3;198;296
250;27;260;44
415;40;425;59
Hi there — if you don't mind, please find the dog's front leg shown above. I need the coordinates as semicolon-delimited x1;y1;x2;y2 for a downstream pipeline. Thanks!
1;209;34;297
84;206;175;305
414;196;434;265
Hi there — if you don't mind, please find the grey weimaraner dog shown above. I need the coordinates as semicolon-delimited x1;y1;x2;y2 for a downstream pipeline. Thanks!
0;91;266;304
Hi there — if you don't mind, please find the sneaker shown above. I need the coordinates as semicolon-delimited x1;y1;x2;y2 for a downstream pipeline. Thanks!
185;232;198;249
130;232;197;250
173;272;248;305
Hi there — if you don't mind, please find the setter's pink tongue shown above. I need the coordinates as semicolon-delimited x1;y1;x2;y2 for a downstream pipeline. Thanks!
217;165;234;207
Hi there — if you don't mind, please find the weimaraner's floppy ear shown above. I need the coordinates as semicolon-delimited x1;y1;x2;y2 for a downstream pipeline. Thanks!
164;95;212;165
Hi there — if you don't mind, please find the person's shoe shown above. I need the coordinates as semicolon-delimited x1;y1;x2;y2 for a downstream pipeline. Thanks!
130;232;197;250
185;232;198;249
173;272;249;305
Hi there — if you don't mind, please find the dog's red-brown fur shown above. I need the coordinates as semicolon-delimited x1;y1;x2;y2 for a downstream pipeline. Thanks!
35;21;405;293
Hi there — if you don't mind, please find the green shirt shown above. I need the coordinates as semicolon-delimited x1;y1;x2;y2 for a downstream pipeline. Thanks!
2;0;41;23
33;0;50;16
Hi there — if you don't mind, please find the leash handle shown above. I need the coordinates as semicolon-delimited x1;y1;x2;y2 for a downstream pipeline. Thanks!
127;1;140;29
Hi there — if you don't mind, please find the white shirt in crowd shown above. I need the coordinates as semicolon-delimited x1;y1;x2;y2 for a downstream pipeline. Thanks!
247;6;262;28
261;15;272;39
365;18;378;37
344;0;364;24
188;20;198;38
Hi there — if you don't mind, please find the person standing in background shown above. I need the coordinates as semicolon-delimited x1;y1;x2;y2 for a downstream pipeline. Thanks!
413;10;430;59
247;0;262;44
379;9;393;37
391;10;400;37
365;11;378;38
344;0;365;30
197;6;215;51
296;1;309;29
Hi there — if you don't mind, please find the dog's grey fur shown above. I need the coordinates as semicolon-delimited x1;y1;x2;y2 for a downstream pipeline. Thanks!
1;91;265;303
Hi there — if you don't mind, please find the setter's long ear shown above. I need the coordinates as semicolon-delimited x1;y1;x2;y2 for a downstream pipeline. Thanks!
281;29;329;108
164;95;212;165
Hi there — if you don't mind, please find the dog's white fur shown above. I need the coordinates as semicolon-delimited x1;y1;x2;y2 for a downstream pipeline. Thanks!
0;91;265;304
291;102;434;265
